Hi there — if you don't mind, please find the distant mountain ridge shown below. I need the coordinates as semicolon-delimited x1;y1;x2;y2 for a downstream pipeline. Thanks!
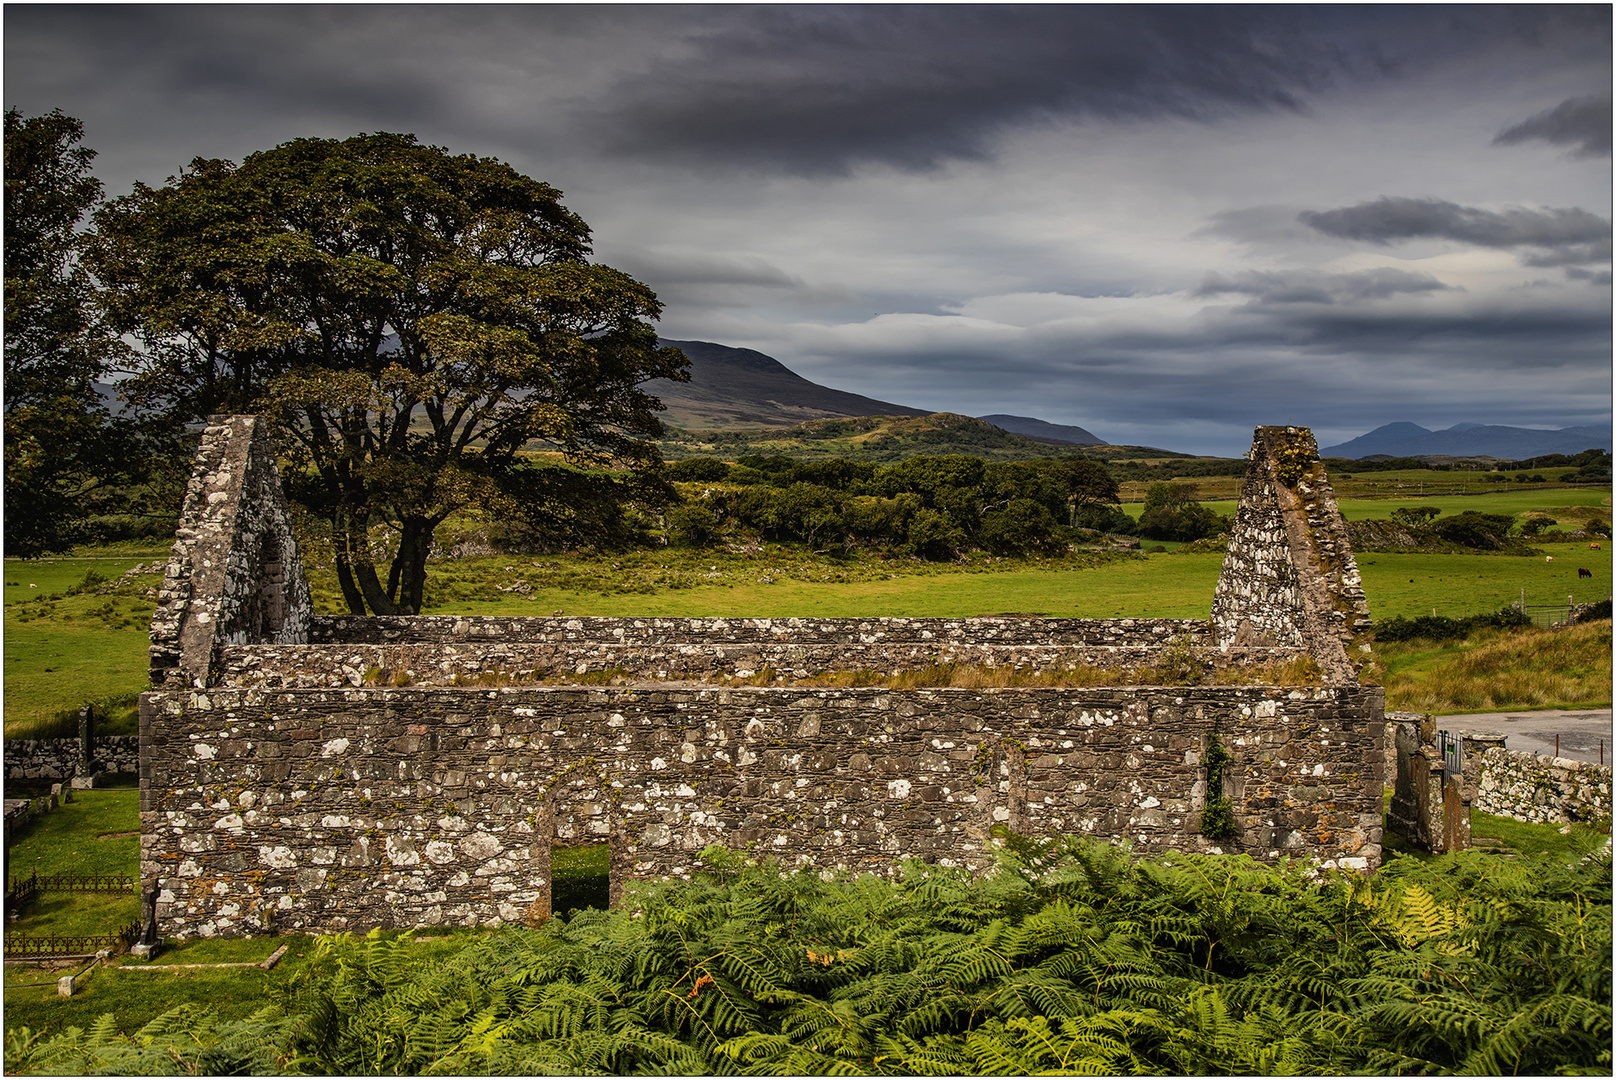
1322;422;1612;460
647;339;932;429
976;414;1103;446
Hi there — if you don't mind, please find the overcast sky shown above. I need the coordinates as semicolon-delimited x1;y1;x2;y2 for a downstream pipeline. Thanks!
6;4;1611;455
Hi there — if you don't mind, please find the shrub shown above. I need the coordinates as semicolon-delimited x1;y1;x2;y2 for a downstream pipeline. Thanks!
66;567;110;595
666;503;722;548
1430;510;1517;549
1374;605;1532;643
666;457;731;482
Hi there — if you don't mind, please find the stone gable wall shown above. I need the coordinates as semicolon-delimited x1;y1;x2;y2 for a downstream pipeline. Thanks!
1213;426;1371;682
149;416;311;689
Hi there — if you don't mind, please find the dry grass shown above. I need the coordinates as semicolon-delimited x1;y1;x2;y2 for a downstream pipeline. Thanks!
1381;619;1612;713
1212;656;1325;686
723;655;1324;691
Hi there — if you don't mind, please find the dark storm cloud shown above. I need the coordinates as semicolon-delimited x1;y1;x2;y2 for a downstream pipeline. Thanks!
1299;197;1612;266
1194;268;1454;305
6;6;451;129
572;5;1603;175
1494;93;1614;157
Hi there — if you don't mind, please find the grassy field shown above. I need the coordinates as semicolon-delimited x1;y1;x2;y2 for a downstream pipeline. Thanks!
2;546;168;738
4;785;142;938
1126;486;1611;528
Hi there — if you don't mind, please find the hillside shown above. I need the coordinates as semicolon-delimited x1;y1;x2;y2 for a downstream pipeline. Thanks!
660;412;1078;462
647;339;931;429
1323;421;1612;459
977;414;1104;446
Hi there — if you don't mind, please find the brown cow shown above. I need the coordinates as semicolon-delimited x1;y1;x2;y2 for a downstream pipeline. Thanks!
1578;567;1592;578
1591;542;1601;550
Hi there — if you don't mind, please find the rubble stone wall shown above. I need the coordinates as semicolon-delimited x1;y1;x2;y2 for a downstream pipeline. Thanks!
1213;426;1371;682
215;638;1302;689
4;736;141;780
309;615;1215;648
1475;748;1612;824
140;682;1384;937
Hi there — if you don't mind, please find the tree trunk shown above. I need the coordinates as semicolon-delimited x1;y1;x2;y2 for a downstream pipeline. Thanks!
353;558;405;616
333;503;404;616
333;557;366;616
390;516;435;615
331;504;370;615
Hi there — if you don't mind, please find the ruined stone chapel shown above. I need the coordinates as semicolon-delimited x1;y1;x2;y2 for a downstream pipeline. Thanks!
139;419;1383;938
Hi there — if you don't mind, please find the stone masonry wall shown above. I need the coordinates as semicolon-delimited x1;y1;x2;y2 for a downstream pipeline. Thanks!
4;736;141;780
1213;426;1371;682
140;682;1384;937
309;615;1217;648
149;416;312;689
216;636;1302;690
1475;747;1613;824
139;420;1386;939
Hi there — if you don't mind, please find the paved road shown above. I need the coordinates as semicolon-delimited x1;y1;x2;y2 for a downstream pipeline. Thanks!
1426;708;1613;765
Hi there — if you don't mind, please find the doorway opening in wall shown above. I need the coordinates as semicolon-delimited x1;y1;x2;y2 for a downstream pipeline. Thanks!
552;843;609;916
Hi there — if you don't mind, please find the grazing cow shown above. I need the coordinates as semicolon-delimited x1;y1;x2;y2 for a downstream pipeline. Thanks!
1578;567;1592;578
1546;555;1554;562
1591;543;1601;550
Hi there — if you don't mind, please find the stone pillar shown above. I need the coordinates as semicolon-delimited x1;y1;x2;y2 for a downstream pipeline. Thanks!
76;705;96;777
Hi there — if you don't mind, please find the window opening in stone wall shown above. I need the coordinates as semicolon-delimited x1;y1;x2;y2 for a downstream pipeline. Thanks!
551;843;610;916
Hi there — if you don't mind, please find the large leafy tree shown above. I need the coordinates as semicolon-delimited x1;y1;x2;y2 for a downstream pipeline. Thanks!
3;109;140;557
91;132;688;614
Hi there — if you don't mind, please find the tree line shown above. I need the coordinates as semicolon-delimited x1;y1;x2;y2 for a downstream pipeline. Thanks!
664;454;1227;556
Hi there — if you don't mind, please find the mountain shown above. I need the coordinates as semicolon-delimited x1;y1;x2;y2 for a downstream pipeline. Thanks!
977;414;1104;446
1322;422;1613;460
647;339;932;429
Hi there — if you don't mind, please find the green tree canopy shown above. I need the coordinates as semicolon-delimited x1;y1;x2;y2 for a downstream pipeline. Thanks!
3;108;143;557
1137;481;1225;542
91;132;688;613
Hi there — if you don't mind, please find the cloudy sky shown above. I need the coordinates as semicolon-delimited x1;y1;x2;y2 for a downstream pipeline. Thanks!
6;5;1611;454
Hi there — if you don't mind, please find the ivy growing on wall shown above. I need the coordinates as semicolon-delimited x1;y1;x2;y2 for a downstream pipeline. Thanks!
1200;735;1238;842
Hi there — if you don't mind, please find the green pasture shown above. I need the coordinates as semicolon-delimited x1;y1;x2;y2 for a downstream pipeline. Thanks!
2;549;166;739
417;552;1227;620
1123;486;1611;525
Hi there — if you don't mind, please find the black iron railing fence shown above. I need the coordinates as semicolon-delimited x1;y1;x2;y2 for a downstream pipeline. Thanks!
4;922;141;958
4;872;140;958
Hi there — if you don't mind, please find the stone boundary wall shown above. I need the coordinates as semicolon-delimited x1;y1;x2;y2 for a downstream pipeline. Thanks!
4;737;141;780
139;682;1384;938
1475;747;1612;824
215;640;1305;689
